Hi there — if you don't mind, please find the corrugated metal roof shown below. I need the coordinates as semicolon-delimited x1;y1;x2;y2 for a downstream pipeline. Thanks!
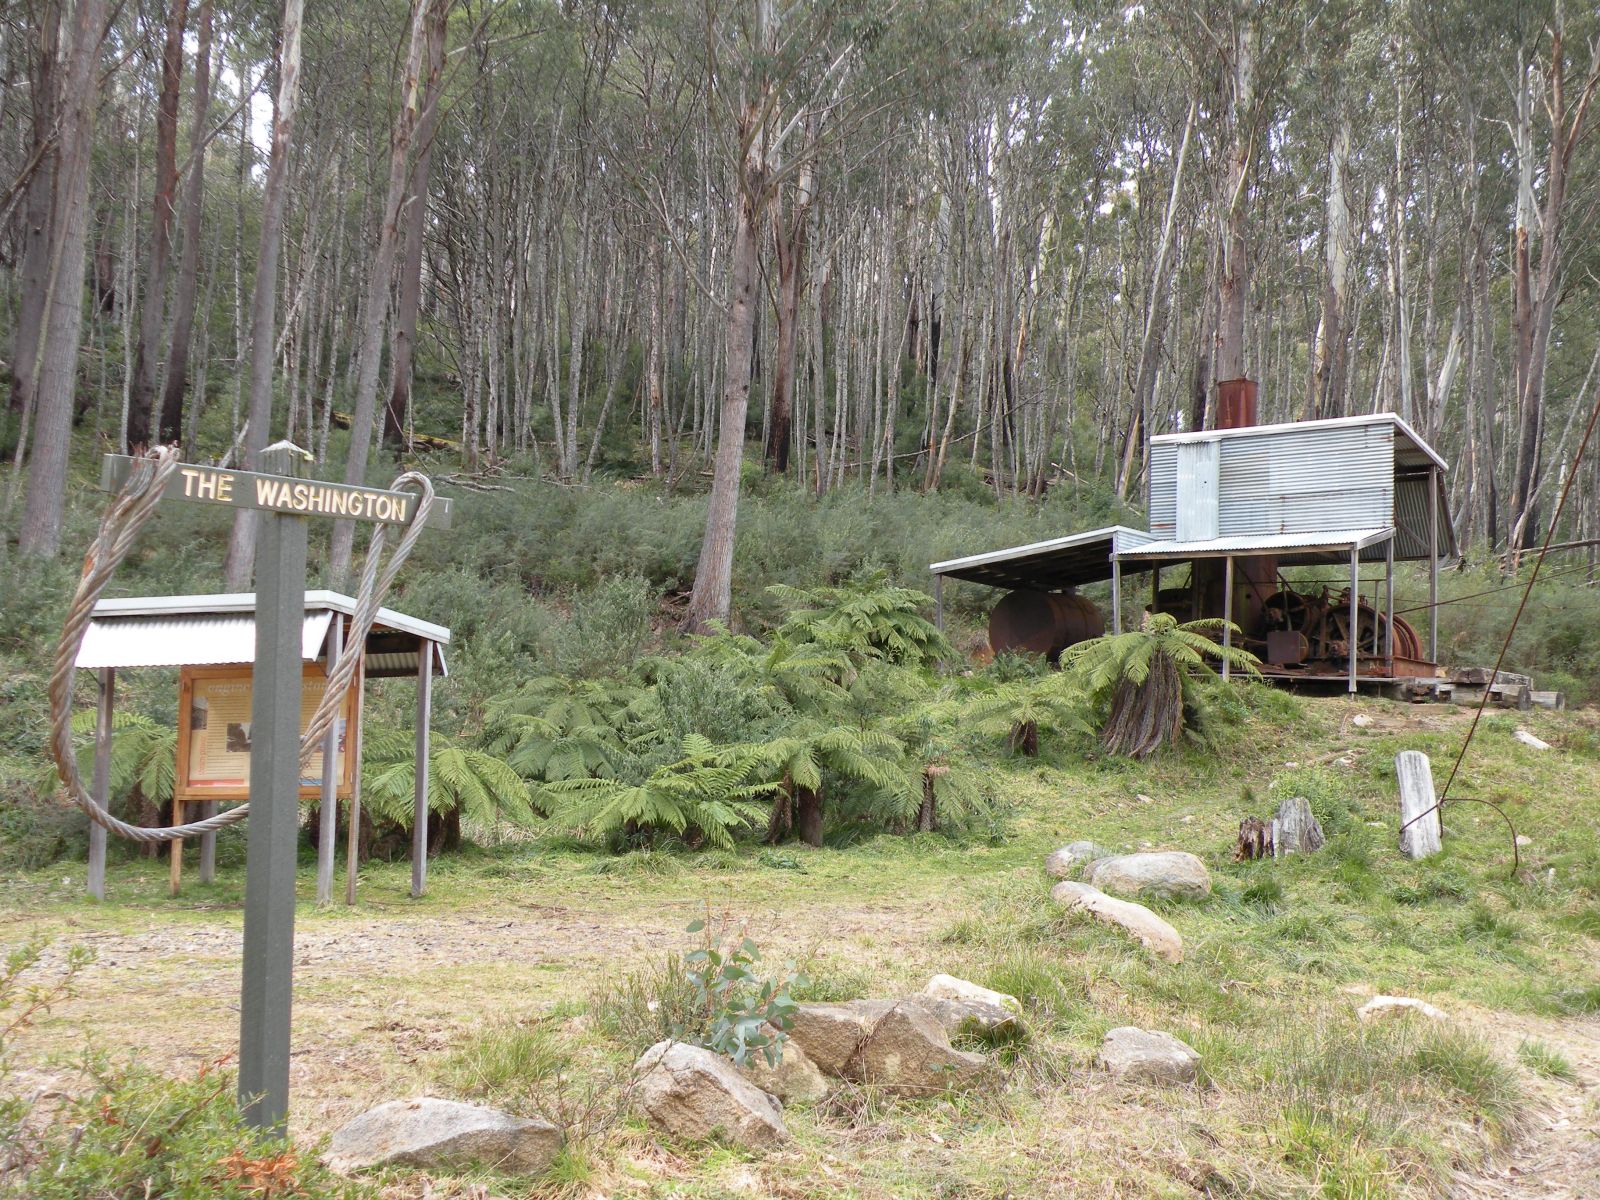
929;525;1151;590
76;591;450;674
1150;412;1447;472
1115;527;1395;562
89;590;450;645
77;612;333;669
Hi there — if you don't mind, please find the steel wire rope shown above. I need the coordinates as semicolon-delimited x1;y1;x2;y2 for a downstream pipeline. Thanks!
47;445;436;843
1397;380;1600;875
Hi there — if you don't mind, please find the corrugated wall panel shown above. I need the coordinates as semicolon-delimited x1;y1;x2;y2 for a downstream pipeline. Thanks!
1217;423;1393;536
1148;442;1177;539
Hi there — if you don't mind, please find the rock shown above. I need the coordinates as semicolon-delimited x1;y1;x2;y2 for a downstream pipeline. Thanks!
1516;835;1532;847
1098;1027;1201;1085
921;974;1021;1016
740;1036;828;1106
1515;728;1552;751
634;1041;786;1149
785;1000;892;1076
1351;714;1374;728
1135;793;1156;805
919;975;1023;1041
853;1002;991;1095
1084;851;1211;900
325;1098;561;1175
1044;841;1113;879
1357;995;1446;1023
918;996;1021;1041
1051;880;1183;963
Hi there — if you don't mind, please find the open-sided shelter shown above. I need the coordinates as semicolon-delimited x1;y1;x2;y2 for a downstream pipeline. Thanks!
72;590;450;900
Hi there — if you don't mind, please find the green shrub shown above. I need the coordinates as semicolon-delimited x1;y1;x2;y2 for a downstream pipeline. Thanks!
680;919;805;1067
21;1058;363;1199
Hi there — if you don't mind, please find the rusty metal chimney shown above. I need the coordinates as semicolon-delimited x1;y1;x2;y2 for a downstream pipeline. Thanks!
1212;377;1276;635
1216;378;1258;431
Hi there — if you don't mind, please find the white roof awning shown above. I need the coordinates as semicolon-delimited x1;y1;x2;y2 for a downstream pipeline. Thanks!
929;525;1152;590
1114;527;1396;564
75;591;448;677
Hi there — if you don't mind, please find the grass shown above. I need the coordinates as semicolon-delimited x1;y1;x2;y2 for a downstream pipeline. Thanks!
1517;1037;1579;1082
5;697;1600;1197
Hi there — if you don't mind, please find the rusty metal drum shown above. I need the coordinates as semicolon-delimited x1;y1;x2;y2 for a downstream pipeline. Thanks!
988;590;1104;660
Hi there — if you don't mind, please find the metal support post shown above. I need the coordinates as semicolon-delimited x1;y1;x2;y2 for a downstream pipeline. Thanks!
1348;546;1359;693
1428;466;1439;666
1385;537;1395;665
238;447;309;1132
1111;558;1122;634
316;616;344;905
411;645;433;899
1151;564;1160;615
1222;557;1233;681
198;802;217;883
87;668;114;900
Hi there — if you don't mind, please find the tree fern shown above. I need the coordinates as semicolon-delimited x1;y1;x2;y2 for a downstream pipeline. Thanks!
767;575;952;671
361;729;538;833
1063;613;1261;758
541;734;779;850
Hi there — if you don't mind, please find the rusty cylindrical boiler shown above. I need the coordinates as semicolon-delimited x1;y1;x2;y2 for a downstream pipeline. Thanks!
988;590;1104;661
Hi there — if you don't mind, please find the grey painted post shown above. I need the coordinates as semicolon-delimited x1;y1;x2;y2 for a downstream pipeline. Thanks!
410;645;433;899
1347;546;1359;693
1111;557;1122;634
344;656;366;906
1222;556;1233;682
1428;466;1439;665
1151;564;1160;613
933;574;944;632
87;668;114;900
238;444;309;1132
315;615;343;904
198;802;217;883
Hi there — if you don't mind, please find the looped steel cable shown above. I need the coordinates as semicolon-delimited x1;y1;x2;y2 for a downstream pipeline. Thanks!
48;446;435;844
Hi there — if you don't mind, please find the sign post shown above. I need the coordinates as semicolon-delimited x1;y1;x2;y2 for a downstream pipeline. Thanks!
238;442;309;1130
99;444;449;1131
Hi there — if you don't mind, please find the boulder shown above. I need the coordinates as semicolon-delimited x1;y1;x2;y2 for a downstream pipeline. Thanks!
1045;841;1114;879
634;1041;786;1149
325;1097;561;1175
918;996;1021;1042
853;1002;991;1095
1098;1027;1201;1085
924;975;1021;1017
785;1000;892;1076
1357;995;1446;1023
1084;851;1211;900
740;1036;828;1106
1051;880;1183;964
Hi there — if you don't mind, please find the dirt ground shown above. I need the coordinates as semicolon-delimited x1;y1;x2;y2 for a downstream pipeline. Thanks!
7;897;1600;1198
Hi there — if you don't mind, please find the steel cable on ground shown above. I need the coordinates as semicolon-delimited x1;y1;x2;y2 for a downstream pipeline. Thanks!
1399;381;1600;866
47;445;435;844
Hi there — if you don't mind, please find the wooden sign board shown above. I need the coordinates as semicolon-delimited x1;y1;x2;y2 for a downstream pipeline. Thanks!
176;664;357;801
100;455;453;529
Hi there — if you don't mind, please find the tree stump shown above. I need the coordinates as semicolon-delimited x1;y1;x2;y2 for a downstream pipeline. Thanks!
1271;796;1324;857
1235;816;1272;861
1395;750;1442;860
